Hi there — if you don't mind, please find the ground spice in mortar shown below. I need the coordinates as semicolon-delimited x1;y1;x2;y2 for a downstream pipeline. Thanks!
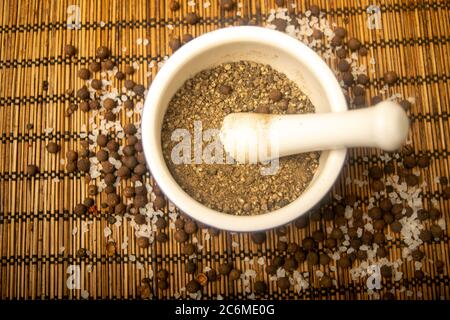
161;61;319;215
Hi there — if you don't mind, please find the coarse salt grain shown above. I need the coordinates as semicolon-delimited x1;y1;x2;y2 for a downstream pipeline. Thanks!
104;226;112;238
81;290;89;299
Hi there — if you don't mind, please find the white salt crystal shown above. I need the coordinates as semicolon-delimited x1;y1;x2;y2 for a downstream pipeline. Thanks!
104;226;112;238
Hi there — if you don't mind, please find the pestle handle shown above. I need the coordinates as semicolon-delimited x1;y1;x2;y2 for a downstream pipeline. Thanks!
220;101;410;163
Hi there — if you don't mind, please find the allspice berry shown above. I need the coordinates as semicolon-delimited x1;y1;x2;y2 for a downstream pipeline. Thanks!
115;71;125;80
337;59;350;72
206;269;217;281
369;166;383;180
175;229;188;242
309;5;320;17
88;185;98;196
331;35;343;47
320;275;333;288
89;61;101;73
417;155;430;168
77;158;91;172
348;38;361;51
76;86;90;100
74;203;87;215
133;84;146;96
186;280;201;293
431;224;443;238
183;243;196;256
254;281;267;294
229;269;241;281
96;46;110;60
334;27;347;38
384;71;398;85
277;277;290;290
182;34;194;44
124;123;137;135
79;101;90;112
186;12;199;25
153;195;166;210
89;100;100;110
169;37;181;52
294;216;308;229
169;0;180;11
134;163;147;176
342;71;354;86
124;65;135;75
137;237;150;248
221;0;235;11
91;79;103;90
336;48;347;59
399;99;412;111
123;100;134;109
103;98;117;110
218;263;232;275
157;269;169;280
124;79;135;90
306;252;319;265
184;220;198;234
102;59;115;71
26;164;39;176
46;142;60;154
64;44;77;57
251;232;266;244
67;150;78;161
78;68;91;80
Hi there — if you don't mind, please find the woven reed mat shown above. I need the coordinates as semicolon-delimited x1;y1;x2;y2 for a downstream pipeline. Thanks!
0;0;449;300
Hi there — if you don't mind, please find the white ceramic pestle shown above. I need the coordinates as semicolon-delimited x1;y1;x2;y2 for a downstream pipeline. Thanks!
220;101;410;164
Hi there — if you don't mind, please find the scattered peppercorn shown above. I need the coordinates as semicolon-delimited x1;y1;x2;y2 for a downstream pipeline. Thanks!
46;142;60;154
254;280;267;294
26;164;39;176
169;37;181;52
186;279;201;293
218;263;232;275
277;277;290;290
182;34;194;44
137;237;150;248
175;229;188;242
78;68;91;80
169;0;180;11
384;71;398;85
348;38;361;51
221;0;235;11
186;12;199;25
309;5;320;17
251;232;266;244
64;44;77;57
96;46;110;59
229;269;241;281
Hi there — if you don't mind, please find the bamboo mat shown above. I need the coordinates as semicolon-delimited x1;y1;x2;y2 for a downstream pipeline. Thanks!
0;0;449;300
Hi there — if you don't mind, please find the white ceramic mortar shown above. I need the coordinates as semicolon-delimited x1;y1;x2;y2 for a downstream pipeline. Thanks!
141;26;347;231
